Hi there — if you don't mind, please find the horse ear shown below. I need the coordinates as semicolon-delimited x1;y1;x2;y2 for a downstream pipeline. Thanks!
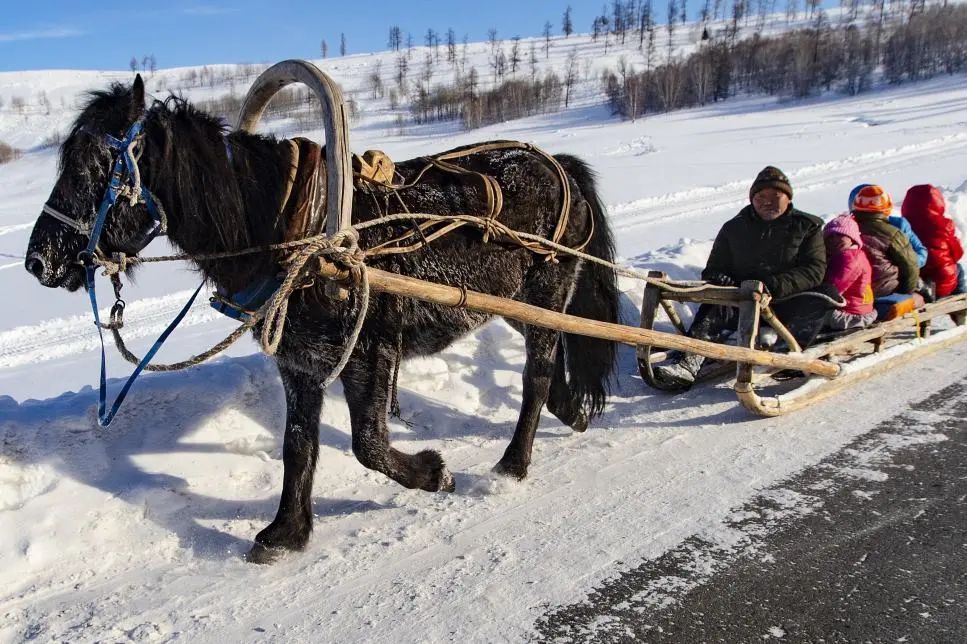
131;74;145;118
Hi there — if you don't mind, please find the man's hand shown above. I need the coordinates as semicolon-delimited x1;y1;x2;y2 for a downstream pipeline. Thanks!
704;272;736;287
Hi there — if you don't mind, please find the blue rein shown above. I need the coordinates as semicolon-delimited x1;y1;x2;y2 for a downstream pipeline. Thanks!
81;117;202;427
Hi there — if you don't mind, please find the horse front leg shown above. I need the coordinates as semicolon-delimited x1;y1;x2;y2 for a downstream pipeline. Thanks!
247;362;323;564
341;348;455;493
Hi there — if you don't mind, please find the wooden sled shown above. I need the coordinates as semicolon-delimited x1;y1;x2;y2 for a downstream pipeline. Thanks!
637;270;967;416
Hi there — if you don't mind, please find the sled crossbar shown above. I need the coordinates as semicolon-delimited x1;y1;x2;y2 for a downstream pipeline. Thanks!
366;268;840;378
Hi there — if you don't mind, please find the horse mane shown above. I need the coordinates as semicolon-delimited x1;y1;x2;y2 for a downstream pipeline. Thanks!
138;95;287;291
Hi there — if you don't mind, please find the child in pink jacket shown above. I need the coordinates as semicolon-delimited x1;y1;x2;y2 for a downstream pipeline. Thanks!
824;214;877;329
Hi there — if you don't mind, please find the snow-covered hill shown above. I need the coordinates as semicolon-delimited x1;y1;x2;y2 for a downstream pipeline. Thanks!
2;16;967;643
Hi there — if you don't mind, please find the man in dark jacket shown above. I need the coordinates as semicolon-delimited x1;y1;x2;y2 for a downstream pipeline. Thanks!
654;166;835;390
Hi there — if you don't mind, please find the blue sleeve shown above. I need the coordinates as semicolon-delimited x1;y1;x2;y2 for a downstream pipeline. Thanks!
889;216;928;268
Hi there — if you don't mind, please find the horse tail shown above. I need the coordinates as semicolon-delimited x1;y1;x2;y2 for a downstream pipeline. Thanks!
555;154;619;418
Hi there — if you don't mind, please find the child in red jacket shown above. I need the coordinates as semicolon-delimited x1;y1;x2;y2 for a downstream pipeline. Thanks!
901;184;965;298
823;215;877;329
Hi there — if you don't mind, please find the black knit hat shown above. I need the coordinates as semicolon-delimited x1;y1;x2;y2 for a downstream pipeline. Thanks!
749;166;793;201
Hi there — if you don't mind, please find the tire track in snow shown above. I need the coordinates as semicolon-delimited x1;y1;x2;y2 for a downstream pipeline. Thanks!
0;289;225;370
0;222;34;237
607;133;967;232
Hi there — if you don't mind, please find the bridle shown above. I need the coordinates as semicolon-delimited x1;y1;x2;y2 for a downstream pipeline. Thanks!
43;114;202;428
41;115;167;264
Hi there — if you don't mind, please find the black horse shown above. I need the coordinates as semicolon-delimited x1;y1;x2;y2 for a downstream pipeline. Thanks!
25;76;619;562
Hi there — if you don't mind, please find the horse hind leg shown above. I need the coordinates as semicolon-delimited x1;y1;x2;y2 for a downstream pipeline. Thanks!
494;323;561;480
341;347;455;493
546;338;589;433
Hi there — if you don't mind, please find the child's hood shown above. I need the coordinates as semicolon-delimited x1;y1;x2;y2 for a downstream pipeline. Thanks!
901;184;945;222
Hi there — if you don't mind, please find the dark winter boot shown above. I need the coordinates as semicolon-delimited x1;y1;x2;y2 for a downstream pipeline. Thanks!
653;352;706;391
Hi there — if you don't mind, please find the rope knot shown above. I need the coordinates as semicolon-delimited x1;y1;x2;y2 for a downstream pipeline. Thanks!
99;252;134;276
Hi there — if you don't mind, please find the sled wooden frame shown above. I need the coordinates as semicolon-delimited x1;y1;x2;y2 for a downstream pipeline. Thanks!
237;61;965;418
636;270;967;416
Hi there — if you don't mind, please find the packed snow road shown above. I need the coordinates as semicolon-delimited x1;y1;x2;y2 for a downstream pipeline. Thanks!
2;336;965;642
538;375;967;643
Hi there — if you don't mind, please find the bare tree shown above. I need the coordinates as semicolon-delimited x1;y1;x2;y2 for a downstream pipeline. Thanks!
490;46;507;84
446;28;457;63
667;0;679;62
368;61;384;99
396;53;409;92
529;42;539;80
640;0;653;49
388;26;402;51
563;5;574;37
488;28;499;52
148;54;157;75
646;8;658;69
564;49;580;107
340;33;347;56
542;21;553;58
612;0;626;42
130;56;138;73
702;0;712;22
421;52;434;86
509;36;522;75
321;40;328;58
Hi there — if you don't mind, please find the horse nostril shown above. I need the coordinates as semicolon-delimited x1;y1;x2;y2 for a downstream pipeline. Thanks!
25;254;46;279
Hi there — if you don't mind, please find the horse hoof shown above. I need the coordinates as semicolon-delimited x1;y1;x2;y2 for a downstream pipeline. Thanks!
245;542;287;565
437;466;455;493
415;449;455;492
571;411;589;433
493;460;528;481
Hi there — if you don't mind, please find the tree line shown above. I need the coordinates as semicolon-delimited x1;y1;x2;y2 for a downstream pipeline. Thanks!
602;3;967;120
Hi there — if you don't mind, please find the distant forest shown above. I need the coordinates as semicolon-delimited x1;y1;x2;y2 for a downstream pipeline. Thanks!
184;1;967;132
403;1;967;127
603;2;967;119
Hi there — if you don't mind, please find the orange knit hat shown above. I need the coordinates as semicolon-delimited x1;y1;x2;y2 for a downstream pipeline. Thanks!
851;184;893;215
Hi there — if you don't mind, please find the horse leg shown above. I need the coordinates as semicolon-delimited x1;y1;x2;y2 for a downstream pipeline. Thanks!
341;346;455;493
494;324;561;480
505;279;589;436
546;338;589;433
247;363;323;564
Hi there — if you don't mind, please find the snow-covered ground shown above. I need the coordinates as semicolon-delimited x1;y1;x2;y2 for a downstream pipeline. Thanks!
1;23;967;643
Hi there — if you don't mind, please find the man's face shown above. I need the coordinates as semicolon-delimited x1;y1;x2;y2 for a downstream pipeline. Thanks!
752;188;790;221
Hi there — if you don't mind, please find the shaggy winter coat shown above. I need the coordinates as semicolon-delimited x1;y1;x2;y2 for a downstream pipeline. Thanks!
853;212;919;296
702;204;826;298
901;185;965;298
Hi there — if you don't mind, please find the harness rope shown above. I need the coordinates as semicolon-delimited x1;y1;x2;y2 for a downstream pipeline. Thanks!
88;140;734;385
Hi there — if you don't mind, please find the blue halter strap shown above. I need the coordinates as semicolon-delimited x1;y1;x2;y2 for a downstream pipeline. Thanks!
81;117;203;427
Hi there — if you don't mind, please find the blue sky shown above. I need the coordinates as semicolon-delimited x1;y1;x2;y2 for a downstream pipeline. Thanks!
0;1;614;72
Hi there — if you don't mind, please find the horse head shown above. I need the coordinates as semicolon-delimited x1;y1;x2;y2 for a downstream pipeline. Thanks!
25;75;160;291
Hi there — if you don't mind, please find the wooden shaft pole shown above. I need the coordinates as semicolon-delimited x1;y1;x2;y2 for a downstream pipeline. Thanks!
366;268;841;378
